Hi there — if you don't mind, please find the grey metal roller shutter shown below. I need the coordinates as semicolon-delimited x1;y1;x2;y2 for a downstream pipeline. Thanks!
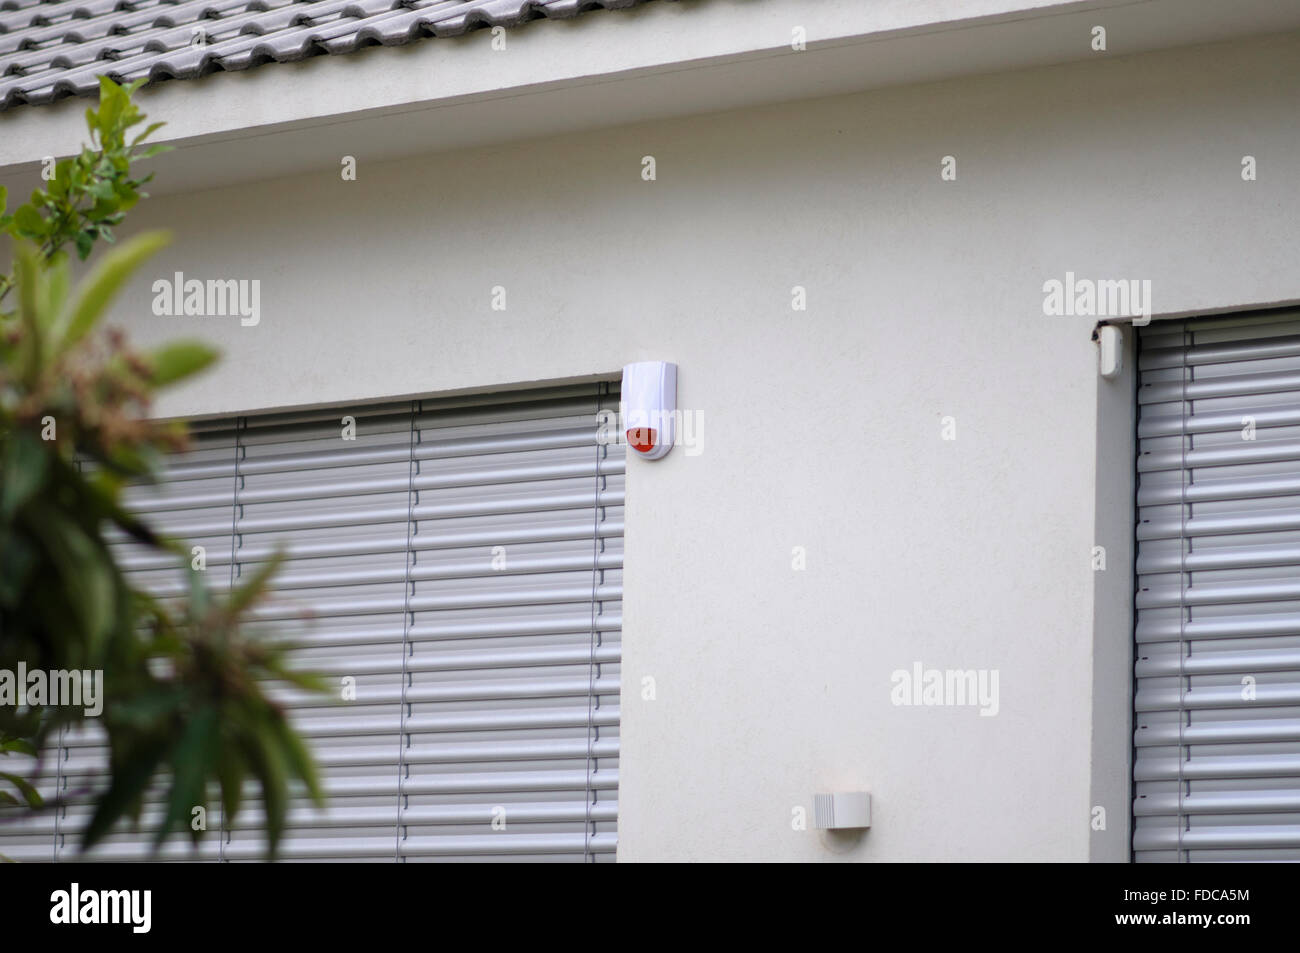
1135;311;1300;862
6;382;622;862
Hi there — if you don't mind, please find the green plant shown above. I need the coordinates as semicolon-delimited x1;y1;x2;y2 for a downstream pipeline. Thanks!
0;78;323;859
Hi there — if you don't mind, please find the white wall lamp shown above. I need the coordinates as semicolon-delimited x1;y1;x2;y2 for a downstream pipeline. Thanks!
814;792;872;830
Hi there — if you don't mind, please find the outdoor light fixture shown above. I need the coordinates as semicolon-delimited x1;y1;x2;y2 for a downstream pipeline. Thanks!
621;361;677;460
814;792;872;830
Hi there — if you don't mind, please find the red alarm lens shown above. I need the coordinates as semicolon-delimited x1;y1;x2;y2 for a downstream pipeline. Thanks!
627;427;657;454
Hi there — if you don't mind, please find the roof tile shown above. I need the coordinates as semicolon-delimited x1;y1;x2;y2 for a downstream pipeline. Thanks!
0;0;663;110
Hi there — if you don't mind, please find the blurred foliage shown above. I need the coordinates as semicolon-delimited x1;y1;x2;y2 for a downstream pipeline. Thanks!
0;78;322;860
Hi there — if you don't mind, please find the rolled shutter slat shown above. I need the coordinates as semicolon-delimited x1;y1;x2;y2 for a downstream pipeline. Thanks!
1140;332;1300;371
1139;438;1300;473
1133;826;1300;851
1136;683;1300;711
113;487;625;540
1138;613;1300;642
141;550;624;596
1136;716;1300;746
1138;473;1300;506
295;706;621;738
297;643;622;677
1137;578;1300;608
148;424;602;484
116;517;624;571
1138;508;1300;540
1137;542;1300;574
1134;790;1300;814
123;455;625;513
321;767;619;798
270;676;622;710
217;832;618;861
1140;369;1300;404
1138;402;1300;438
286;612;622;649
1136;648;1300;678
244;582;622;622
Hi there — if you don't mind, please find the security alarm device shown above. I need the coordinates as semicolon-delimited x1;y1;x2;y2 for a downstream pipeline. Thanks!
621;361;677;460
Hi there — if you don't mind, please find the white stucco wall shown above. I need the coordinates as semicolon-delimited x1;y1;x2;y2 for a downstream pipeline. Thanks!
98;31;1300;860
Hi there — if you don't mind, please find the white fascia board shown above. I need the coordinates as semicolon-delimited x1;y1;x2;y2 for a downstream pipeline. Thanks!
1;0;1078;163
1;0;1298;192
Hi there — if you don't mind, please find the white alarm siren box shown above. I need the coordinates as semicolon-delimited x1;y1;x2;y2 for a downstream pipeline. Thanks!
621;361;677;461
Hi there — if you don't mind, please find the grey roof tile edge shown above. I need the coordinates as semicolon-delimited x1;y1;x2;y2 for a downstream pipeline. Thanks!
0;0;664;111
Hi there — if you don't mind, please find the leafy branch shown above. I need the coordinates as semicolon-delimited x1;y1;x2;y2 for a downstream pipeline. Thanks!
0;78;323;858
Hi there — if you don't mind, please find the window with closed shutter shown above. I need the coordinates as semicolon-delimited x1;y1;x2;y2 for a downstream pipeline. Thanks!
1135;311;1300;861
4;382;622;863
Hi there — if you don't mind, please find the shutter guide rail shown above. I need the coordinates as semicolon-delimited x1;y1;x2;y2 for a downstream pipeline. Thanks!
222;417;245;863
396;400;419;862
584;382;605;863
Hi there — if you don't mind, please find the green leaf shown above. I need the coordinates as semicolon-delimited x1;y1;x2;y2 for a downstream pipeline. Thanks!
269;714;323;809
80;735;169;852
1;431;49;520
144;340;218;388
222;550;283;621
187;566;209;624
242;723;288;859
15;243;42;385
158;706;219;850
47;160;72;200
59;229;170;349
261;658;328;695
0;772;44;809
11;205;45;239
131;122;165;148
106;684;185;730
45;254;70;320
0;738;39;757
216;744;245;827
96;77;127;138
79;472;161;548
22;503;118;653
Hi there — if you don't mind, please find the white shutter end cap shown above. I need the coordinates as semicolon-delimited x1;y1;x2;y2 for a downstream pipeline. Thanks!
1098;324;1123;380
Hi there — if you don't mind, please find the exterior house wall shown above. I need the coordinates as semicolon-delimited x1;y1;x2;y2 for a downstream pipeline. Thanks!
103;31;1300;860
